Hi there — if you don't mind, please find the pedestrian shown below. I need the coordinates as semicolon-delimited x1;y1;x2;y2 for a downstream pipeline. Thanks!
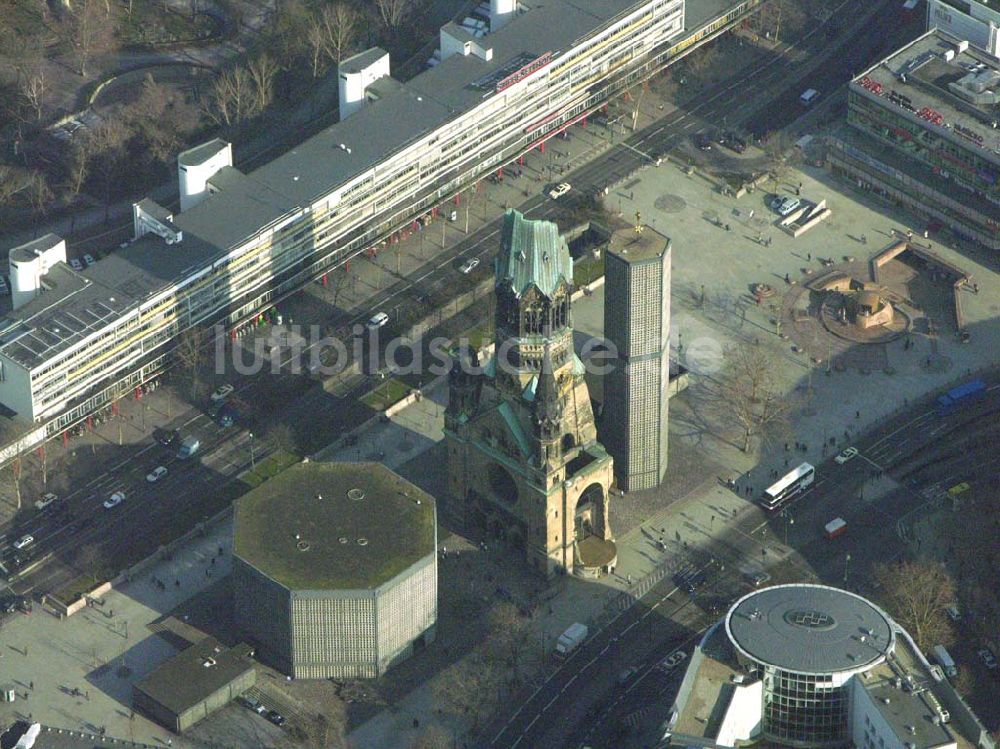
749;209;755;219
856;410;860;419
861;234;868;244
784;458;789;467
29;681;33;691
725;223;731;231
784;442;789;451
733;508;738;518
784;273;790;284
175;579;180;587
806;252;811;261
974;283;979;294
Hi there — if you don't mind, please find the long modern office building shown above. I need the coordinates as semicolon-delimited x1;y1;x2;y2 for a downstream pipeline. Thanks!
662;585;995;749
0;0;760;445
830;29;1000;250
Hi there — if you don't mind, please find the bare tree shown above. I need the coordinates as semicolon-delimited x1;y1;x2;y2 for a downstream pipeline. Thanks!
25;171;52;216
266;422;298;456
18;67;48;121
85;120;128;219
374;0;412;29
7;456;22;511
247;54;280;113
873;560;955;653
307;2;359;77
65;141;90;198
176;327;207;400
713;341;793;452
486;601;533;684
204;66;257;127
62;0;118;77
74;542;106;579
435;654;502;733
0;165;31;207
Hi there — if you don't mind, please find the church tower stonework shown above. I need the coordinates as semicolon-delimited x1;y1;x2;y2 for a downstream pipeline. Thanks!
445;210;616;578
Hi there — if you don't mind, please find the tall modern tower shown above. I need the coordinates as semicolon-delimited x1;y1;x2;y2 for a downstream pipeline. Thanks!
603;225;671;492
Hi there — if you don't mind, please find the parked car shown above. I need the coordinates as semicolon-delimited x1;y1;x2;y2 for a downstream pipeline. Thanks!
977;648;998;670
617;666;639;685
548;182;572;199
720;131;748;153
146;466;168;483
835;446;858;464
155;428;180;448
366;312;390;330
12;535;34;550
34;492;58;511
266;710;286;727
459;257;480;274
69;258;84;271
83;253;96;267
945;605;961;622
103;491;126;509
747;570;772;587
771;196;802;216
659;650;688;671
216;406;237;428
210;384;234;403
693;133;713;151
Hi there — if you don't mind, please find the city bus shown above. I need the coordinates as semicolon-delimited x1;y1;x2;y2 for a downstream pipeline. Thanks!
760;463;815;512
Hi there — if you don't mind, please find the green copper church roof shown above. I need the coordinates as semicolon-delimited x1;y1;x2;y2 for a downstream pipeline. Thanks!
495;209;573;298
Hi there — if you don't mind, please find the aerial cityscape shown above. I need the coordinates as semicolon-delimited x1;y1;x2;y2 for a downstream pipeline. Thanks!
0;0;998;747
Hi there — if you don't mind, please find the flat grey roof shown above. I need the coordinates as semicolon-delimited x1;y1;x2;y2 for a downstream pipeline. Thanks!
9;233;62;264
0;264;136;370
726;584;894;674
865;682;955;749
177;137;228;167
339;47;388;74
233;462;436;590
133;637;255;716
857;29;1000;159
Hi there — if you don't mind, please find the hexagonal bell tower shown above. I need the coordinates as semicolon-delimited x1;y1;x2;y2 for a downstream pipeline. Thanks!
445;209;616;578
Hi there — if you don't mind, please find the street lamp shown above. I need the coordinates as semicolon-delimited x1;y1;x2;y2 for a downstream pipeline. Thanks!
249;432;255;471
844;553;852;587
781;509;794;545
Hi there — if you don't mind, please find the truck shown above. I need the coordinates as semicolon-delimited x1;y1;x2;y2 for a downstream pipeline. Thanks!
824;517;847;539
554;622;588;658
932;644;957;678
177;436;200;459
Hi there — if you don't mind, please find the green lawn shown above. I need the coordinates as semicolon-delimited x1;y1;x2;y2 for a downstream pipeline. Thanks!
361;378;412;411
573;254;605;287
240;450;299;489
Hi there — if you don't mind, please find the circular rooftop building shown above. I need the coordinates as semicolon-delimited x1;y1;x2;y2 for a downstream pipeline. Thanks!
233;461;437;680
724;584;896;747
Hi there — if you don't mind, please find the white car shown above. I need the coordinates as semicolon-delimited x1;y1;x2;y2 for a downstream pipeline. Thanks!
459;258;480;274
549;182;572;199
146;466;168;483
69;258;84;271
103;491;126;509
835;447;859;465
774;196;802;217
13;534;34;550
366;312;390;330
659;650;688;671
35;492;58;510
83;253;96;267
945;605;961;622
210;384;234;403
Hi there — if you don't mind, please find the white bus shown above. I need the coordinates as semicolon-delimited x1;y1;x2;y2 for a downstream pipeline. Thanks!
760;463;815;512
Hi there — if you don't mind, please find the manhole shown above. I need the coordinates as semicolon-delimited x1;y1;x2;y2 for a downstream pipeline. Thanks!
296;540;310;551
347;488;365;501
654;194;687;213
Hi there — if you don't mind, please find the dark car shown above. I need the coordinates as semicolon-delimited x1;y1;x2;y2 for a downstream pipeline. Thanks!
721;132;748;154
1;596;16;614
693;133;713;151
266;710;286;727
155;428;180;448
